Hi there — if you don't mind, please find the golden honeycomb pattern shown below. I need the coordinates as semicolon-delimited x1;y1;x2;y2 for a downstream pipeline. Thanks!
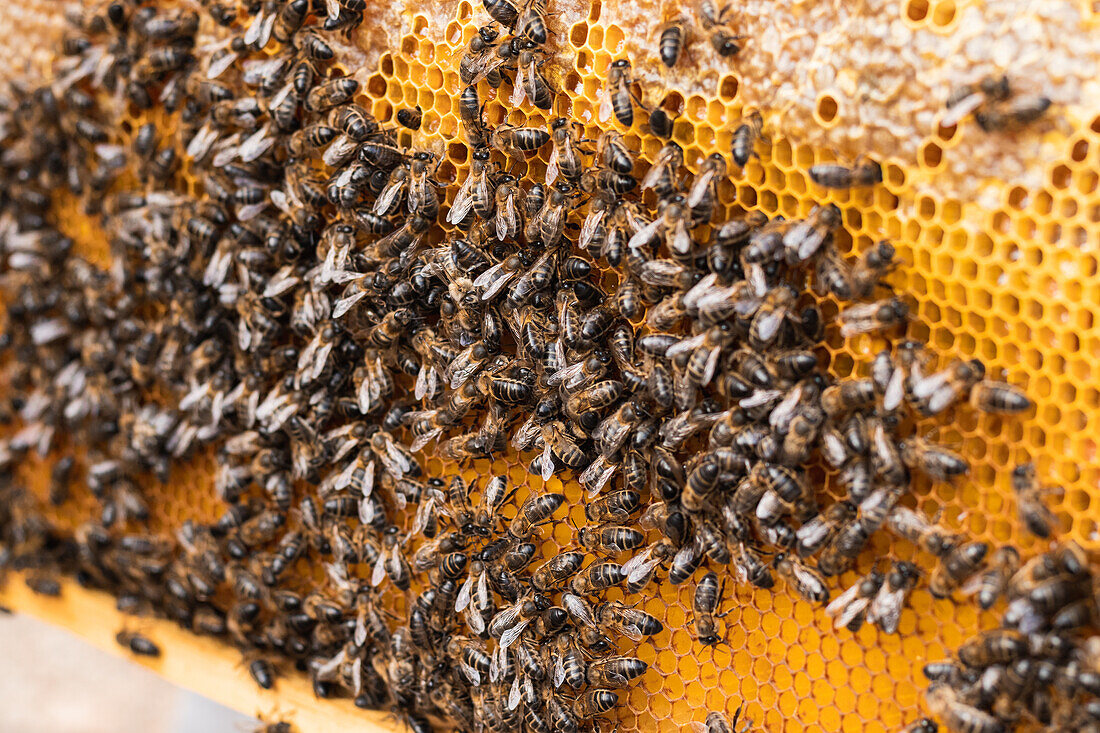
3;1;1100;732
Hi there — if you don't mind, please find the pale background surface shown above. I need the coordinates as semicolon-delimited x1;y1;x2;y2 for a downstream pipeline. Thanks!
0;614;257;733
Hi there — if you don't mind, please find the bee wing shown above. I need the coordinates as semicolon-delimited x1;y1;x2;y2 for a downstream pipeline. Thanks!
495;191;517;241
598;84;614;123
262;265;300;298
410;426;442;452
553;653;568;688
466;605;486;634
579;206;607;250
202;244;233;288
939;91;984;128
446;172;479;224
868;584;903;634
325;0;340;20
740;389;783;409
472;260;504;289
512;415;542;451
510;64;528;107
358;495;376;525
687;723;710;733
665;332;706;360
911;368;950;400
257;11;277;48
333;285;368;320
580;457;616;497
545;143;560;187
701;344;723;386
547;360;585;387
622;546;660;584
753;305;787;344
310;340;334;381
796;516;830;557
960;571;987;597
323;134;357;167
640;161;669;192
476;569;491;611
669;220;693;257
185;124;220;161
825;581;862;618
240;124;276;163
499;618;530;649
927;384;962;415
883;366;907;411
243;5;269;46
836;597;872;631
687;168;717;208
507;677;523;711
458;660;482;686
414;365;431;400
456;575;474;612
562;593;596;628
540;442;555;481
206;50;238;80
370;550;387;586
769;384;803;431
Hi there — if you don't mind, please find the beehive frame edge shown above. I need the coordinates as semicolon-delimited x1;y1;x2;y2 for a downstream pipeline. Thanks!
0;576;399;733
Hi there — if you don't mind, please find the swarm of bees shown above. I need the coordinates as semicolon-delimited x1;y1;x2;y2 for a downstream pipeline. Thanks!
922;540;1100;733
0;0;1069;732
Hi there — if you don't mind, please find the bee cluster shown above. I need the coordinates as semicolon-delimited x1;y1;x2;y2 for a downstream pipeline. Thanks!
0;0;1070;732
920;538;1100;733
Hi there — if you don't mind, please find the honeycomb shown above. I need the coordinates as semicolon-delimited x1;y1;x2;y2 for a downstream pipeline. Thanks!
1;0;1100;732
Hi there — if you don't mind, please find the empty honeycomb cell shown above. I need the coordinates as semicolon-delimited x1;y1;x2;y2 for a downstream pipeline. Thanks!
930;0;957;27
814;94;840;128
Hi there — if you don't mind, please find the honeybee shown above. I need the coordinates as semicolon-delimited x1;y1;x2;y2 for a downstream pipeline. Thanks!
570;560;626;594
508;493;565;538
585;656;648;688
490;125;551;157
943;74;1051;132
849;240;899;298
640;140;684;195
808;158;883;189
774;552;829;603
1010;463;1056;539
116;630;161;657
885;506;959;558
599;59;638;127
970;380;1031;414
795;501;856;557
512;46;554;110
731;110;764;167
925;685;1002;733
396;105;423;130
825;565;885;632
837;297;909;337
579;525;646;554
867;561;920;634
700;0;745;56
546;118;587;186
448;147;497;225
459;25;505;86
594;600;664;640
930;541;988;599
693;571;725;646
306;78;359;112
688;153;727;224
532;551;586;591
899;436;969;482
482;0;519;28
957;629;1027;669
902;719;938;733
